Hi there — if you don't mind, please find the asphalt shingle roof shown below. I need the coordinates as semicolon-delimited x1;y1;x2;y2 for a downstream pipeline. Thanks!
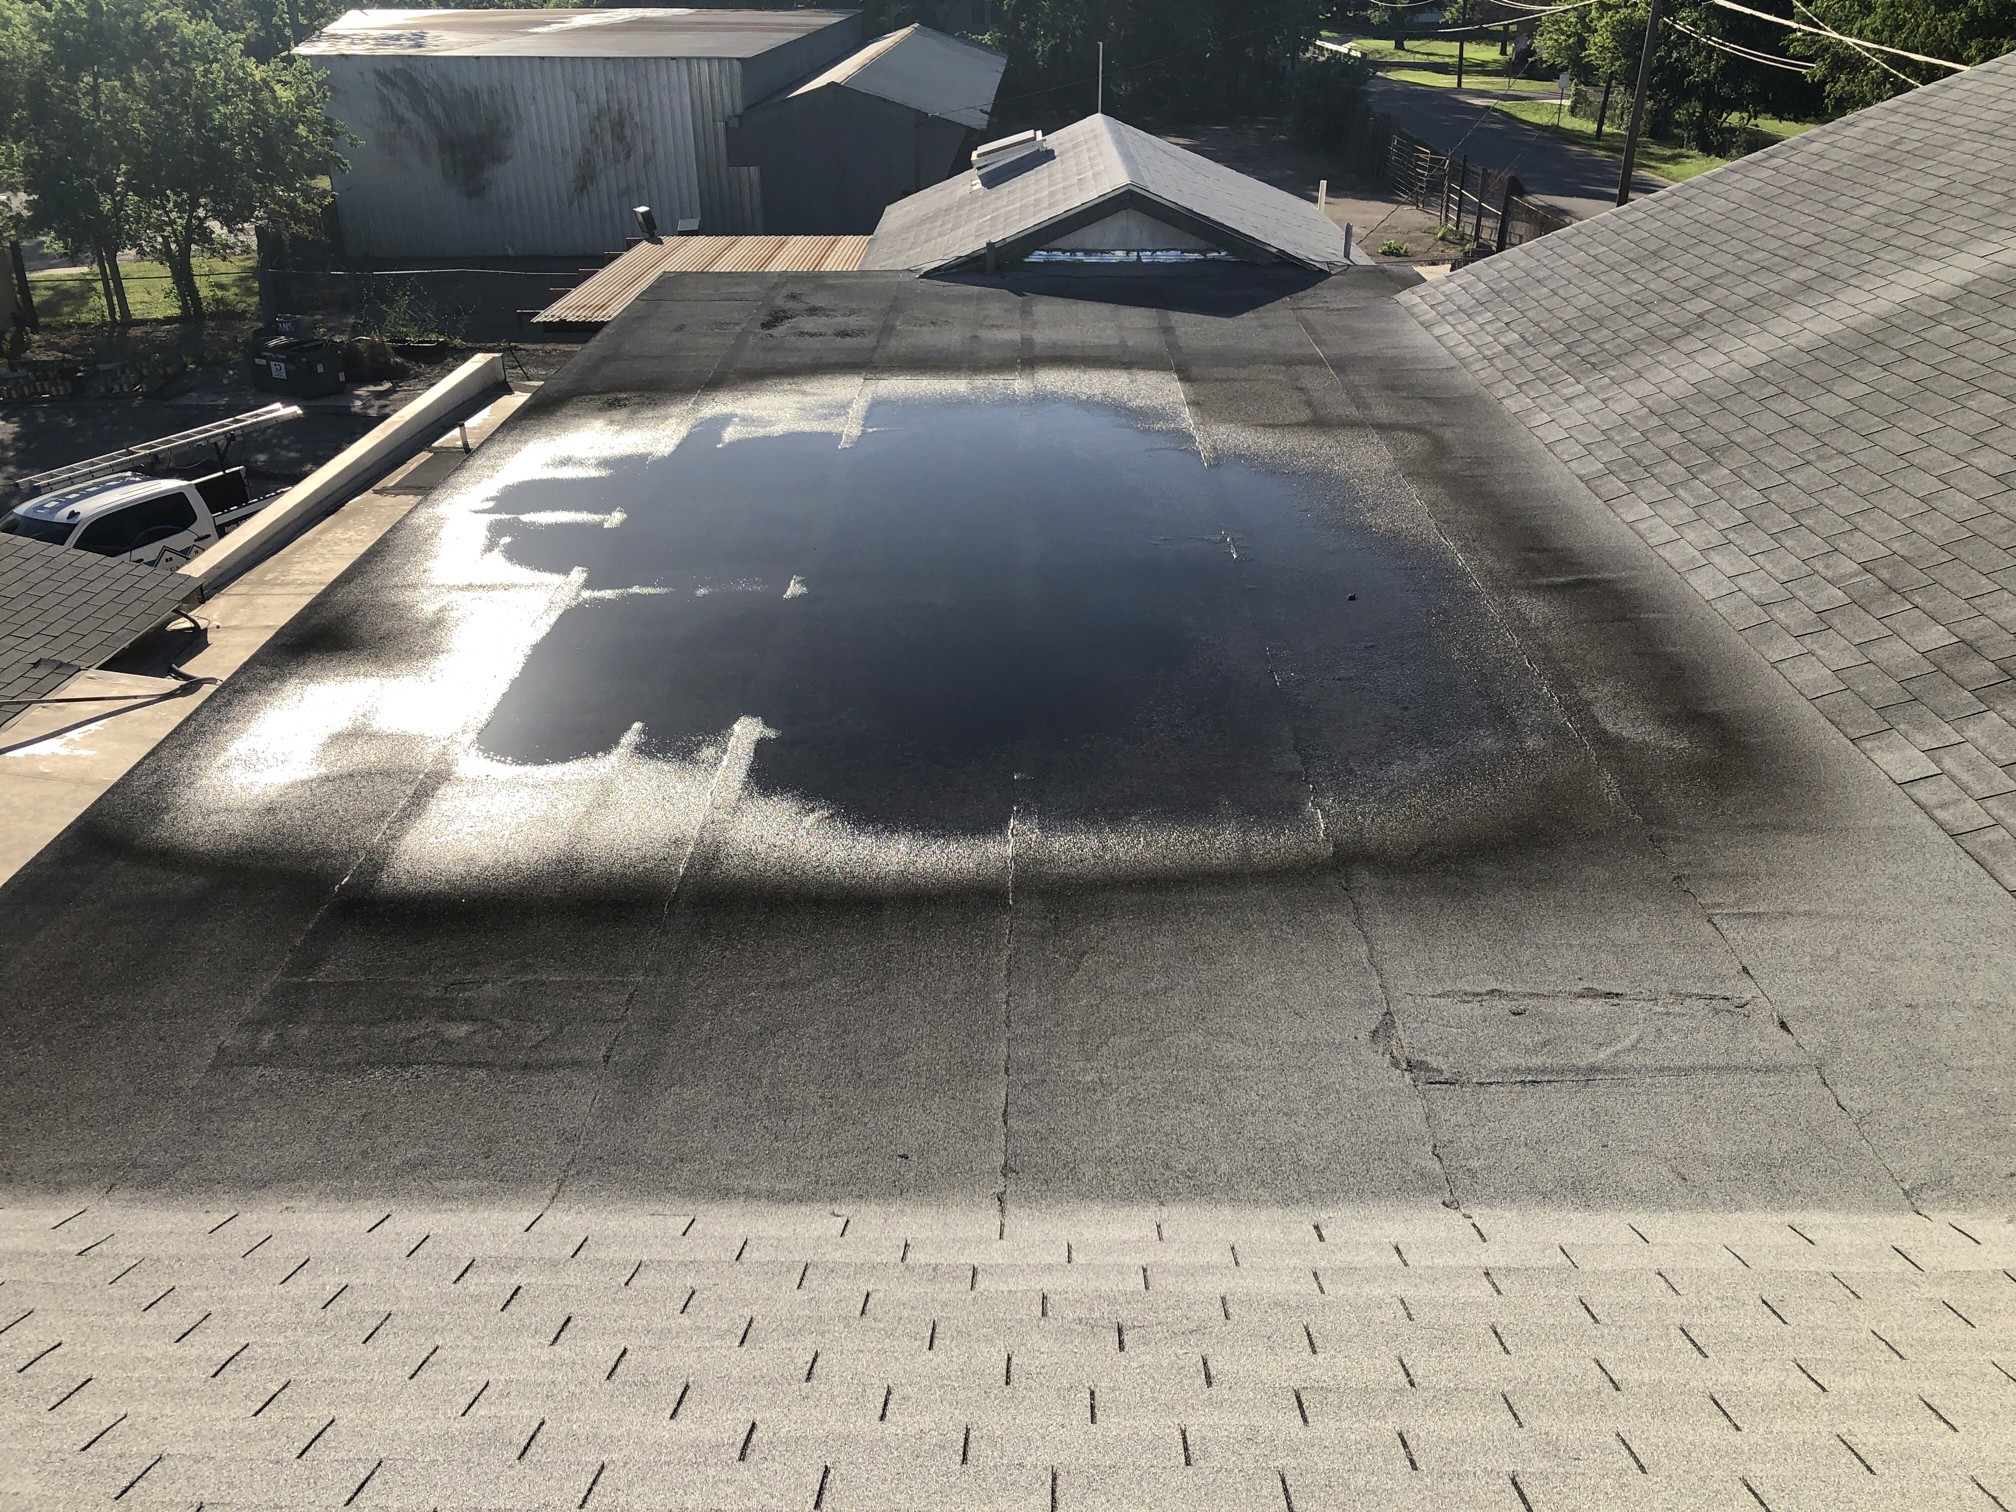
1405;50;2016;888
0;536;193;728
862;113;1347;273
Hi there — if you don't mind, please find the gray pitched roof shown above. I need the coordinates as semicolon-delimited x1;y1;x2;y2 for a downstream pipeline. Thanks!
783;24;1005;130
1404;50;2016;885
0;536;195;729
862;113;1347;273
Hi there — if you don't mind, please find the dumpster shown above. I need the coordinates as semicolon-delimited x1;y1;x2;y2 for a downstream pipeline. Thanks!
249;335;343;399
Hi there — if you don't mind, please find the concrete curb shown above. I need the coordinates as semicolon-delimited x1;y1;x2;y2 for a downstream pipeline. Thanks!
181;351;505;593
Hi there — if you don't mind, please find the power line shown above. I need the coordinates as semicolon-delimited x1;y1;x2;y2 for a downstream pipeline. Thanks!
1668;14;1815;70
1436;0;1604;36
1792;0;1921;84
1703;0;1970;70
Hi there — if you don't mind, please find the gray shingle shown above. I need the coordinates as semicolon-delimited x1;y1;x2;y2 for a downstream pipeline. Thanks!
863;113;1347;273
1;536;194;727
1401;50;2016;889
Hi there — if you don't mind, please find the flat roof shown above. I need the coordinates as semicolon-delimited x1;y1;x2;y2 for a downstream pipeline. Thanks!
8;266;2016;1506
296;7;858;58
534;235;871;325
10;261;2009;1205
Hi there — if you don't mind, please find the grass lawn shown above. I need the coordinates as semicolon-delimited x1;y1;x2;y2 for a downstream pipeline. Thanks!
1490;96;1818;181
26;255;257;326
1334;34;1557;95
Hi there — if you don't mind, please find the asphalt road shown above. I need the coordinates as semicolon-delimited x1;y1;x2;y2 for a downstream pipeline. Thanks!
1366;76;1669;219
1;268;2009;1224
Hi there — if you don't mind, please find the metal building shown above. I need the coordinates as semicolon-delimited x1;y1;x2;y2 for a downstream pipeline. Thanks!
727;25;1006;235
297;8;865;258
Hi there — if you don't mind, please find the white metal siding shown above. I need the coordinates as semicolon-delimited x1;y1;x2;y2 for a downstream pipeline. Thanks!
683;57;761;236
322;53;733;256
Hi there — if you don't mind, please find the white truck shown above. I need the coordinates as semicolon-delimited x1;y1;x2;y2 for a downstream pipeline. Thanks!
0;403;302;569
0;468;265;567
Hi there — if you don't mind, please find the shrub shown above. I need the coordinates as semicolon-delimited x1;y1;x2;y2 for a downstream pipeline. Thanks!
1287;49;1376;155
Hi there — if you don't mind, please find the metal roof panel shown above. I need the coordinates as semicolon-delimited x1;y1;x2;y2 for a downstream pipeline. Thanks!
783;24;1005;129
298;8;857;59
534;235;872;323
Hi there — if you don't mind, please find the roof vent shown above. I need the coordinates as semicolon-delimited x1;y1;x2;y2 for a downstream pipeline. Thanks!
972;128;1049;185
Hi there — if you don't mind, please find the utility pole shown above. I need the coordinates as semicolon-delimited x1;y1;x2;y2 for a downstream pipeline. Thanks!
1616;0;1665;205
1097;42;1104;113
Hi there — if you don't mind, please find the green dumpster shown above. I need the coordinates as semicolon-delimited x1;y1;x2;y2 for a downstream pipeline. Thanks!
249;335;343;399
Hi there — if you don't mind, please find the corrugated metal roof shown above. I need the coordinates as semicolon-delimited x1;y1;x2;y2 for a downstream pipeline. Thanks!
534;235;872;323
299;7;853;58
782;24;1005;130
862;114;1347;273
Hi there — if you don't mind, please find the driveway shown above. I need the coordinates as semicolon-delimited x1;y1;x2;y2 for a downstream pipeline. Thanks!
1367;75;1669;219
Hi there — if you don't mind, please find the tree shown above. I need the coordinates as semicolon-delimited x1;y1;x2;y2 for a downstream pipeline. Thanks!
126;5;347;319
0;0;346;324
1286;44;1374;150
1790;0;2016;112
0;0;157;323
183;0;346;61
1536;1;1816;152
980;0;1331;125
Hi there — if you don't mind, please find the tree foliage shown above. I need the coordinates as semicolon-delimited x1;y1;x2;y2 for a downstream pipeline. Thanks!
978;0;1331;125
1535;0;2011;150
1285;44;1374;151
1789;0;2016;112
1535;1;1819;150
0;0;347;322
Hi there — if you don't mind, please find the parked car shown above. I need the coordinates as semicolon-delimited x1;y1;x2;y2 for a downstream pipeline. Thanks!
0;468;267;567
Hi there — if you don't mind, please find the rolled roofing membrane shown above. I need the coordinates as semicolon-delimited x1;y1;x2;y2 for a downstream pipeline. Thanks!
135;364;1572;899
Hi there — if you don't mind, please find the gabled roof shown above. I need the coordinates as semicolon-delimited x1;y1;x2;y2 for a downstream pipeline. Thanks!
862;114;1347;273
297;8;854;59
779;24;1005;130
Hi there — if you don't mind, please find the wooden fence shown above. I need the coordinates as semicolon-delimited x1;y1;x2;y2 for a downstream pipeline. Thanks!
1364;112;1572;258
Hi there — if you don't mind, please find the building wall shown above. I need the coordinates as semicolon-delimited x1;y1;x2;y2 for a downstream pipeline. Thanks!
316;21;864;257
1043;208;1219;253
734;87;973;236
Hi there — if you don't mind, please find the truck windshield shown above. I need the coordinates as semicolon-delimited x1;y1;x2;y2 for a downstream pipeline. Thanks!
0;511;75;545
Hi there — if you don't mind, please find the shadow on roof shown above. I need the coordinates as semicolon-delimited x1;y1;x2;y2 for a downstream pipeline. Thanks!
932;263;1330;318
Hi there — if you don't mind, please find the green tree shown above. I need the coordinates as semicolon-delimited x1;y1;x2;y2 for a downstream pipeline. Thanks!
1536;1;1816;151
0;0;157;322
1286;44;1374;150
183;0;345;60
1790;0;2015;112
127;5;347;319
981;0;1330;124
0;0;347;325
